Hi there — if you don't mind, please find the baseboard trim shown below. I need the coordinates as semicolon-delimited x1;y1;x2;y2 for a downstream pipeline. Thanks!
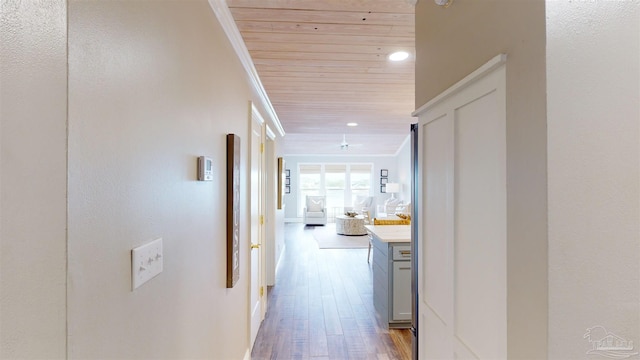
243;348;251;360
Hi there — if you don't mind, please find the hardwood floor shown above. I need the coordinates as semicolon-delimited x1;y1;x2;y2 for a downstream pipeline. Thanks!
251;223;412;360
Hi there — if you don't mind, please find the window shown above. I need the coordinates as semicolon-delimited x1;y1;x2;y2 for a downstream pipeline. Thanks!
297;163;373;217
350;164;372;205
299;164;321;214
325;164;346;210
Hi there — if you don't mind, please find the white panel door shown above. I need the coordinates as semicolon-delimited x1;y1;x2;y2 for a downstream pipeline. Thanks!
416;56;507;360
250;106;266;349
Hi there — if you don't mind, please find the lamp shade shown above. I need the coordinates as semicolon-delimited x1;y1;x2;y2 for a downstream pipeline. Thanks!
385;183;400;193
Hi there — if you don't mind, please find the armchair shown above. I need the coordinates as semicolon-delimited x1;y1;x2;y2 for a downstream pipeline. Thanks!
394;202;411;216
382;197;401;216
354;195;376;218
303;195;327;225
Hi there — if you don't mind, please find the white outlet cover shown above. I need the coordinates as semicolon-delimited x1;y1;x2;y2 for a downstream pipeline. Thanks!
131;238;163;290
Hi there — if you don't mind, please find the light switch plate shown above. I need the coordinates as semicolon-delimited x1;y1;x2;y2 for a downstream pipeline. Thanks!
131;238;163;290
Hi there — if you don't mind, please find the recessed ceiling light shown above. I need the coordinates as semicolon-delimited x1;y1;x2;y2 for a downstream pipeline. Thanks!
388;51;409;61
347;122;358;127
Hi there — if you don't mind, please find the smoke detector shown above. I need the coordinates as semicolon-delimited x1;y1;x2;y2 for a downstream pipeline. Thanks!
434;0;453;7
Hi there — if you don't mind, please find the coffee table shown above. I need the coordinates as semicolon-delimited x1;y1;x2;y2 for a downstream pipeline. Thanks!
335;215;367;236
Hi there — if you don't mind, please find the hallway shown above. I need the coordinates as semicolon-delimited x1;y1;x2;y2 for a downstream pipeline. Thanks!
251;223;411;359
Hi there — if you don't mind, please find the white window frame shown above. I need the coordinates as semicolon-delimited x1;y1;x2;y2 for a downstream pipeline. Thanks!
297;163;373;217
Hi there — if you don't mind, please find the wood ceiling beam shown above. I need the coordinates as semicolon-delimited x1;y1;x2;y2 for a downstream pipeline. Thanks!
239;32;414;46
262;83;413;94
250;50;410;62
255;64;412;75
252;57;412;69
230;8;414;26
259;73;414;82
244;41;411;54
236;21;414;37
227;0;415;14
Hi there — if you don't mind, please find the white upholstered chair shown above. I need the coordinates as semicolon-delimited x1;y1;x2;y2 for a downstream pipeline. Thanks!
303;195;327;225
382;197;401;217
354;195;375;218
394;202;411;216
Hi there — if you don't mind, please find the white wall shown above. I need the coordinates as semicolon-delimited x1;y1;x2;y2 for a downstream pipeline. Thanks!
2;2;283;358
283;155;407;220
547;1;640;358
66;1;272;358
395;135;412;203
0;2;68;358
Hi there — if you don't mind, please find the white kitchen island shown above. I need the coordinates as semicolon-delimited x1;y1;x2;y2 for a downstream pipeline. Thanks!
365;224;412;329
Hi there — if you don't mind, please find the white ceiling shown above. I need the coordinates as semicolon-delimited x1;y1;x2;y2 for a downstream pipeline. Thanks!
227;0;415;156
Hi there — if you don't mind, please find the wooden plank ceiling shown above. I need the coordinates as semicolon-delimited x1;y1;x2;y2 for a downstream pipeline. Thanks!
227;0;415;155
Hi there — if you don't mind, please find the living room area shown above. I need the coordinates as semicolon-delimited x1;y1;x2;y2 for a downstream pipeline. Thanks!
282;137;412;226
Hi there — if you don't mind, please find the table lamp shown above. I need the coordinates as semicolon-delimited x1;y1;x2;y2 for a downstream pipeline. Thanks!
385;183;400;199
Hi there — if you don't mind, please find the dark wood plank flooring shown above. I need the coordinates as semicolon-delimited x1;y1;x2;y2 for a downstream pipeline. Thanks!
251;223;411;360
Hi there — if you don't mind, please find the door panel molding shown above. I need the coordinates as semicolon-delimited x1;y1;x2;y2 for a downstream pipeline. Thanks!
416;55;507;359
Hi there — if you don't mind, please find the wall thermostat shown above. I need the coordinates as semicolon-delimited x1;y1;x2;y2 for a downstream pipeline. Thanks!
197;156;213;181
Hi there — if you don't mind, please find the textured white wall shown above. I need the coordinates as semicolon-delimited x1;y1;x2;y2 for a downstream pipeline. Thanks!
547;1;640;358
0;1;68;358
67;1;258;358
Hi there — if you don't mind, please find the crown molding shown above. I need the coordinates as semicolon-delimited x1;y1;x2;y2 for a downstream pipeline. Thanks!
208;0;286;137
266;125;276;140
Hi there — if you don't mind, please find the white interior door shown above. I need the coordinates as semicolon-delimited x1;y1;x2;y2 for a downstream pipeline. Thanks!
264;127;277;286
415;56;507;359
250;106;266;348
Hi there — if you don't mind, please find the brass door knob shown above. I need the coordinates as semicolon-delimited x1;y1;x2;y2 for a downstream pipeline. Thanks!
250;243;260;249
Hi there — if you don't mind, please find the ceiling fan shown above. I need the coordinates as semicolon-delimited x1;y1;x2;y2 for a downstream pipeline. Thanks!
340;134;363;151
